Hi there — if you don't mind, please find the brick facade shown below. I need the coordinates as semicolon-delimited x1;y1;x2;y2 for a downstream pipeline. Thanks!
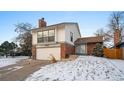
114;29;121;46
61;43;75;59
32;45;36;59
87;43;103;55
38;18;47;28
87;43;96;55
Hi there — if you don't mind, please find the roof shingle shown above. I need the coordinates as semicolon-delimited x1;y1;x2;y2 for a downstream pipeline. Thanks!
75;36;103;45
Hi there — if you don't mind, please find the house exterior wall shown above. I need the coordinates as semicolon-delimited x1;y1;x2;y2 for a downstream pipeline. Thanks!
65;24;81;45
36;47;61;60
75;44;87;55
114;30;121;46
32;45;36;59
87;43;97;55
56;25;65;42
32;30;38;45
32;23;81;60
61;43;75;59
32;24;80;46
121;31;124;43
32;25;65;45
87;42;103;55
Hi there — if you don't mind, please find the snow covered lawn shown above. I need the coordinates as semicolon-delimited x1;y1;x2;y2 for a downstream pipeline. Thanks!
26;56;124;81
0;56;29;68
110;59;124;73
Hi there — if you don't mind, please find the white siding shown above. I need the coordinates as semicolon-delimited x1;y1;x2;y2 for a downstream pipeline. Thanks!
121;31;124;42
36;47;61;60
65;24;81;45
32;32;37;45
56;25;65;42
32;24;80;45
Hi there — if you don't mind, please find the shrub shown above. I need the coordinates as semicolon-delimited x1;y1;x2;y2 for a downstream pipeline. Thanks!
92;43;104;57
49;54;57;63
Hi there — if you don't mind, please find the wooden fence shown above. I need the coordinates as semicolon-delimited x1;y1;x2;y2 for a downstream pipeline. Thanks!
104;48;122;59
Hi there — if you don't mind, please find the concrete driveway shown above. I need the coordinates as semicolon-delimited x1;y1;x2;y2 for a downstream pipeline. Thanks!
0;59;51;81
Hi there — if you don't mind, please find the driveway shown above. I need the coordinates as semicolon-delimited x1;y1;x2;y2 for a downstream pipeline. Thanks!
0;59;51;81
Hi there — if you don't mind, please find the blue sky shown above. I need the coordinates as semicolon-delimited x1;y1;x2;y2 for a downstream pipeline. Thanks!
0;11;113;44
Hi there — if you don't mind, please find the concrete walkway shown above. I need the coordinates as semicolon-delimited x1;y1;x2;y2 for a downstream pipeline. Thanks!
0;59;51;81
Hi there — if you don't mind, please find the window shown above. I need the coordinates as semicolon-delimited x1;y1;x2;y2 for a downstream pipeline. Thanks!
48;30;55;42
49;30;54;36
37;32;43;43
43;31;48;42
70;32;73;42
37;29;55;43
81;45;86;54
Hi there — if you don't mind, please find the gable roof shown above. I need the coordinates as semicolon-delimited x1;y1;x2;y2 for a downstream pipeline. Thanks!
75;36;103;45
32;22;81;37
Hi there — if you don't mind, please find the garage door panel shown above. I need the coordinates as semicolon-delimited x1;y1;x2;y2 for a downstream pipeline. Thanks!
36;47;60;60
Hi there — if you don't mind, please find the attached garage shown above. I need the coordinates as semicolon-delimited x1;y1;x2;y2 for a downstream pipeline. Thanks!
36;47;61;60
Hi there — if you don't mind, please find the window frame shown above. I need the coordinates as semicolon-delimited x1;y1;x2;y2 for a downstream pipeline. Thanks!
37;29;55;43
37;31;43;43
70;32;73;42
48;30;55;42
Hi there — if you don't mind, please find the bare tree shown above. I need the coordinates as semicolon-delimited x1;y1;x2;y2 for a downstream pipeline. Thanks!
108;11;124;31
15;23;32;57
104;12;124;47
94;28;110;42
94;28;105;36
94;28;113;48
94;12;124;48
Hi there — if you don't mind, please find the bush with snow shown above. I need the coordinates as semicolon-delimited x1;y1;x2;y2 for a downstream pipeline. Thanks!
26;56;124;81
92;43;103;57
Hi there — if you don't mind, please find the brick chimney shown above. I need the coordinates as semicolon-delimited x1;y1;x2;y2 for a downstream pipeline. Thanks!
38;18;47;28
114;29;121;46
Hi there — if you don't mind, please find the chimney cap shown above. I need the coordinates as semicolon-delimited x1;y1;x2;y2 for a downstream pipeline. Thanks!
41;17;44;20
38;17;47;28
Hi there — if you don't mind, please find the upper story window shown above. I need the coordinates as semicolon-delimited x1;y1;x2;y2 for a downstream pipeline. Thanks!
37;32;43;43
49;30;55;42
43;31;48;42
37;29;55;43
70;32;73;42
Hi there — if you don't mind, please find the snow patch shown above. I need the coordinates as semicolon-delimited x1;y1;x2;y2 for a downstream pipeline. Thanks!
0;56;28;68
26;56;124;81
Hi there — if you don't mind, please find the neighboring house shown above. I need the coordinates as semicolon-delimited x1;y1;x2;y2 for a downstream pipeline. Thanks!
114;29;124;59
32;18;81;60
74;36;103;55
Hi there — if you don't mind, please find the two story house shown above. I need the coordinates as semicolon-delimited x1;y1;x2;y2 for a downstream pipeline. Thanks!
32;18;81;60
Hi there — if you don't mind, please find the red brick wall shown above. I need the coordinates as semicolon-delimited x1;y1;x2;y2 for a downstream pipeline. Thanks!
61;43;75;59
39;18;47;28
87;43;96;55
32;45;36;59
87;43;102;55
114;30;121;46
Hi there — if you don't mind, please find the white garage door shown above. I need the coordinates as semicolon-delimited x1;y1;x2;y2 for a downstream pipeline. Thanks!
36;47;61;60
